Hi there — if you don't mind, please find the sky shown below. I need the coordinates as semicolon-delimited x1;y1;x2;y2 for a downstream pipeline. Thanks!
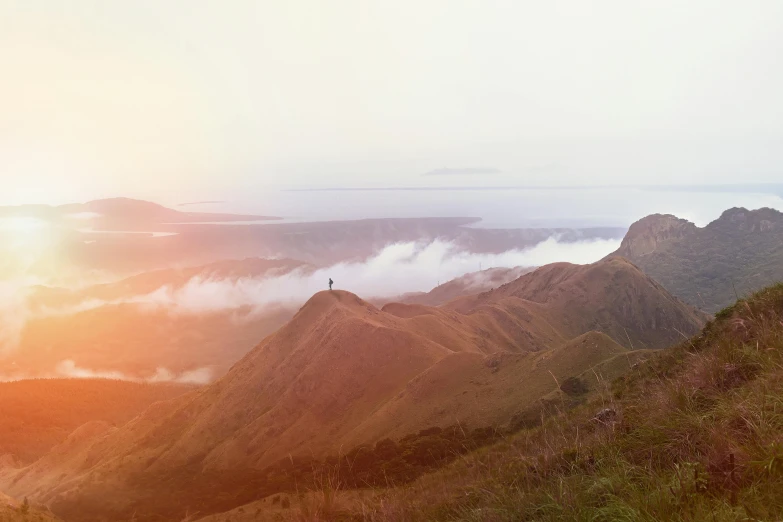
2;0;783;205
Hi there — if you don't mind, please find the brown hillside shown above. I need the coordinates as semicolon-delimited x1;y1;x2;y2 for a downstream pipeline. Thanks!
391;266;534;307
7;258;307;380
447;257;708;349
1;259;707;521
1;489;59;521
0;379;191;464
345;331;631;446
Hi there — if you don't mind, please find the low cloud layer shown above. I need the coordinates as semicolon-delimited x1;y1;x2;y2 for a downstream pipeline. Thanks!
97;236;621;312
0;360;213;384
0;236;620;358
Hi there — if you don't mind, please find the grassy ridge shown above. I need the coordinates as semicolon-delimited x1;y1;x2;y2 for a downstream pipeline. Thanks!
349;284;783;521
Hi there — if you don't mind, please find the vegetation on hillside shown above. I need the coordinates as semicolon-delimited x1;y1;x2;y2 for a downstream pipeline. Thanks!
344;283;783;521
612;207;783;313
9;261;704;521
0;494;59;522
115;425;507;520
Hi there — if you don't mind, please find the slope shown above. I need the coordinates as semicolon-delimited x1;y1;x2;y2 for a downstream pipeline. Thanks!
1;490;59;521
344;331;632;446
348;282;783;521
446;256;708;349
390;266;534;307
1;258;706;521
608;206;783;312
0;379;191;465
5;258;308;381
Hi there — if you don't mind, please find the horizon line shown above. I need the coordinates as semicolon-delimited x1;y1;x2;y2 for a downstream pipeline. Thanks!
284;183;783;193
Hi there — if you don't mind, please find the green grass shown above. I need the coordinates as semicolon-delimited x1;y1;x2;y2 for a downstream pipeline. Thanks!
347;283;783;521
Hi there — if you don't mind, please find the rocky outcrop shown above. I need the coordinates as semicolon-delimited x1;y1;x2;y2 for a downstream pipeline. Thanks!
606;207;783;313
709;207;782;233
612;214;696;258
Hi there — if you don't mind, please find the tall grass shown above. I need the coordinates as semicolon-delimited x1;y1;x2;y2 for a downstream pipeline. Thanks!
352;284;783;521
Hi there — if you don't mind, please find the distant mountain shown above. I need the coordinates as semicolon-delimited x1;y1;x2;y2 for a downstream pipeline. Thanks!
0;197;276;224
443;257;708;349
4;196;626;280
608;207;783;312
390;266;534;306
66;216;625;276
0;257;706;521
7;258;309;380
28;257;310;307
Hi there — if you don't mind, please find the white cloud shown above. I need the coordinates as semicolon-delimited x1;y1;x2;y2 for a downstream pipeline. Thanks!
0;236;620;357
55;360;129;380
146;366;213;385
0;360;213;385
118;236;621;311
0;280;34;357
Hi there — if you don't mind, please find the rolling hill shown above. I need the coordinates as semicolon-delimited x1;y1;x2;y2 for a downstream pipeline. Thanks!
0;197;275;225
4;258;308;381
390;266;533;306
0;257;706;521
0;379;192;465
608;206;783;312
332;283;783;521
443;257;708;349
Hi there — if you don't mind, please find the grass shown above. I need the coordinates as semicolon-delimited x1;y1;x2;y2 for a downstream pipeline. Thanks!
0;496;59;522
342;283;783;521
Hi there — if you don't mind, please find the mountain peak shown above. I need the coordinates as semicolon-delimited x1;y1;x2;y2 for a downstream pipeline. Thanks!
605;206;783;312
710;206;782;232
298;289;378;316
612;213;696;258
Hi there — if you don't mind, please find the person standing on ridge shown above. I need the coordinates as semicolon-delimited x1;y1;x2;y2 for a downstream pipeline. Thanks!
329;278;333;290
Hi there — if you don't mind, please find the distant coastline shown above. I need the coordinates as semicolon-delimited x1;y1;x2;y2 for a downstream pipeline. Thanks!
177;200;226;207
283;184;783;196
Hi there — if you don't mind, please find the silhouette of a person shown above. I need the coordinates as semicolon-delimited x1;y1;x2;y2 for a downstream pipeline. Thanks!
328;278;333;290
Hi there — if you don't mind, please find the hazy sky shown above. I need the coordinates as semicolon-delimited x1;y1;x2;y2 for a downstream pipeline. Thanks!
2;1;783;205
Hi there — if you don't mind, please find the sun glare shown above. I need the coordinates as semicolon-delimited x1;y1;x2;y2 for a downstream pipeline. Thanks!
0;217;57;255
0;216;51;232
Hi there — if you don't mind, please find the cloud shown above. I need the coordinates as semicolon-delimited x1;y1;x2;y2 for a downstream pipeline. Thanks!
0;280;35;357
55;360;129;380
112;236;621;312
0;236;620;357
147;366;213;385
0;360;213;384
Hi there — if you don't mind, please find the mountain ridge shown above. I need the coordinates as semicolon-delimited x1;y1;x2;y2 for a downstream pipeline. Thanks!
608;206;783;312
0;257;706;521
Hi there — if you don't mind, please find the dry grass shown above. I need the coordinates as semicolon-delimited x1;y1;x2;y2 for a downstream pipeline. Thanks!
344;284;783;521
